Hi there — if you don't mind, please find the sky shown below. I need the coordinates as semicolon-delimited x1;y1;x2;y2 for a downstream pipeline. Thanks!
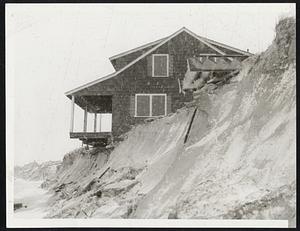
6;3;295;166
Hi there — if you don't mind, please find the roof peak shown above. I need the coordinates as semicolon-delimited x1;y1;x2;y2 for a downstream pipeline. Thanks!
109;27;190;61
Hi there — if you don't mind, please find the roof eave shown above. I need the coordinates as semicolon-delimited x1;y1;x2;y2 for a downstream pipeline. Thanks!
201;36;254;56
108;37;167;61
65;72;117;96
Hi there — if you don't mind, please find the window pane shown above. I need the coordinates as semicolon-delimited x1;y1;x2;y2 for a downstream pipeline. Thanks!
136;95;150;116
153;55;168;76
152;95;166;116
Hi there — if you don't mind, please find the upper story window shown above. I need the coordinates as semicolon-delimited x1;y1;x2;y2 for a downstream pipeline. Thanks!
152;54;169;77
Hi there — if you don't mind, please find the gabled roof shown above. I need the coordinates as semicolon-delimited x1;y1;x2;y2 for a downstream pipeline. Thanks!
65;27;252;96
109;28;252;61
109;37;167;61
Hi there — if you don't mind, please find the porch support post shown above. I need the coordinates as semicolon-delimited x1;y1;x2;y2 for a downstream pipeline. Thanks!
94;113;97;132
99;114;102;132
83;106;88;132
70;95;75;132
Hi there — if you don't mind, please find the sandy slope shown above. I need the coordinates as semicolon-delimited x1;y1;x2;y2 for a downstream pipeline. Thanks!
43;17;296;226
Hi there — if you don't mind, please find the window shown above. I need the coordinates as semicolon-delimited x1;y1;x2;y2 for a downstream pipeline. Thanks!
136;95;150;117
152;54;169;77
135;94;167;117
152;95;166;116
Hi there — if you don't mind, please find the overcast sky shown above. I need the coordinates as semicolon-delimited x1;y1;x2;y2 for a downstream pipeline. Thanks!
6;3;295;166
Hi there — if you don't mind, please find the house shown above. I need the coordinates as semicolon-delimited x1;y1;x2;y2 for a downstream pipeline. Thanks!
65;27;252;146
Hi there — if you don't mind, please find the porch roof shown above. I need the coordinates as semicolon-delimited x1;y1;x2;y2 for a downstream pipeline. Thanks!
70;95;112;113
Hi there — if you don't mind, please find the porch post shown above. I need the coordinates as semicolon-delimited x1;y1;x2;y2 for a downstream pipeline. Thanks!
70;95;75;132
99;113;102;132
94;113;97;132
83;106;88;132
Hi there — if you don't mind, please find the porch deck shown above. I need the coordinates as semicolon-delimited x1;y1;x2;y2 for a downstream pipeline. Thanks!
70;132;111;139
70;132;112;146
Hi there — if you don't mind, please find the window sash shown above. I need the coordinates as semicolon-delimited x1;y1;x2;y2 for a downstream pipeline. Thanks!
136;95;150;117
152;95;166;116
152;54;169;77
135;94;167;117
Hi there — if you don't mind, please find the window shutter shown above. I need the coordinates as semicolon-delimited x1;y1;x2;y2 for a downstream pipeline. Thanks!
169;55;174;77
129;95;135;117
167;95;172;114
147;55;153;77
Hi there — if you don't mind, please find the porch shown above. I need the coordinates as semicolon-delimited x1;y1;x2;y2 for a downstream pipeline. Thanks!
69;95;113;146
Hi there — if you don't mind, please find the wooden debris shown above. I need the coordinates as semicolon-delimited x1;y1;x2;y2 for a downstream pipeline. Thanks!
14;203;23;211
99;167;110;179
184;107;198;144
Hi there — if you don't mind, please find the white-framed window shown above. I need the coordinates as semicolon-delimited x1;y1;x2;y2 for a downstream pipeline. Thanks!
135;94;167;117
152;54;169;77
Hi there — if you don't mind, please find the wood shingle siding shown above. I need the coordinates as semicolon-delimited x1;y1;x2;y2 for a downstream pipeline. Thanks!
110;43;161;71
129;95;135;117
66;28;251;140
167;95;172;114
169;54;174;77
147;55;152;77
